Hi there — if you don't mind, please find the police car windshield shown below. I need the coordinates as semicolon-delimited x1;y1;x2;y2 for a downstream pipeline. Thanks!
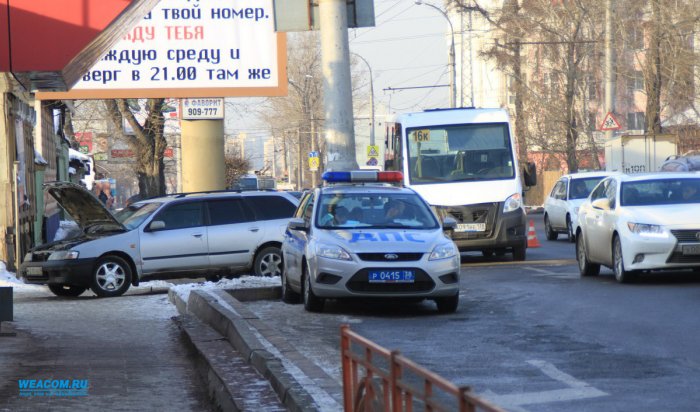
316;193;439;230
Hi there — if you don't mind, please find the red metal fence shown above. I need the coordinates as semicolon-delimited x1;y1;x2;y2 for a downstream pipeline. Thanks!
341;325;505;412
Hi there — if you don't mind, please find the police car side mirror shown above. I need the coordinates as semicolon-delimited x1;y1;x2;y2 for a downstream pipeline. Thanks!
287;218;308;232
442;217;457;231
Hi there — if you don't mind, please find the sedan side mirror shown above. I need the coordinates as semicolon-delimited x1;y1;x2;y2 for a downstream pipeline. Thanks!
146;220;166;231
591;198;611;211
287;218;308;232
442;216;457;231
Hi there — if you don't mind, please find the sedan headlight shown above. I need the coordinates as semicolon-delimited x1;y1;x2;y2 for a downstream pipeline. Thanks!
429;242;457;260
48;250;80;261
316;243;351;261
503;193;522;213
626;222;669;238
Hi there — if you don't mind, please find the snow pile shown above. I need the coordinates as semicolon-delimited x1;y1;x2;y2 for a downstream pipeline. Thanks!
0;262;44;290
170;276;280;303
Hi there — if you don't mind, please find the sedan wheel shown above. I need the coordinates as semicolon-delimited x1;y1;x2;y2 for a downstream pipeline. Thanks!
613;236;635;283
91;255;131;297
576;232;600;277
544;215;558;241
566;216;575;243
302;266;324;312
254;246;283;277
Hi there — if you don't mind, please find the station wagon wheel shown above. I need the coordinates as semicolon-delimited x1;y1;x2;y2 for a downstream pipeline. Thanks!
613;235;635;283
254;246;283;277
281;269;300;304
90;255;132;297
302;265;324;312
576;232;600;277
544;215;558;240
48;284;87;297
566;215;575;243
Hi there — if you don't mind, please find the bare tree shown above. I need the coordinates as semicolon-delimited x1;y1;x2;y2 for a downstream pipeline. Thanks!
104;99;167;197
224;151;250;188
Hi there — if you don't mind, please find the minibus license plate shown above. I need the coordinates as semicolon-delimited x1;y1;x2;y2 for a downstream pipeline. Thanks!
368;270;415;283
456;223;486;232
26;267;43;276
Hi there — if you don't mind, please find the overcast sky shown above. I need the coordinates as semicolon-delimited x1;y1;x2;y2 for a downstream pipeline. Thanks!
226;0;450;138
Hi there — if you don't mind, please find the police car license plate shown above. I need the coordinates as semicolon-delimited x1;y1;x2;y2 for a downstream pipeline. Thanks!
368;270;415;283
456;223;486;232
682;244;700;255
26;267;43;276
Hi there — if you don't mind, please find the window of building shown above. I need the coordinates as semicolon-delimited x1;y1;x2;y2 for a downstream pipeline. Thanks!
627;112;645;130
627;71;644;92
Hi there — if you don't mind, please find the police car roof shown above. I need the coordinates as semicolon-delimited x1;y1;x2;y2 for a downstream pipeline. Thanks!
320;184;414;195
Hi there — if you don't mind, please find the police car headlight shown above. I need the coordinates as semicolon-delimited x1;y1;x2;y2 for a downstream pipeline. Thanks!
429;243;457;260
316;243;352;261
503;193;522;213
48;251;80;261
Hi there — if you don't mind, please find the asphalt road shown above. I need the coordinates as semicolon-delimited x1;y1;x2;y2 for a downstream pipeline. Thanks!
244;217;700;412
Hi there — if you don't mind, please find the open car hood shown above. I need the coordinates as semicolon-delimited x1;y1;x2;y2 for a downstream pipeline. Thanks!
45;182;125;232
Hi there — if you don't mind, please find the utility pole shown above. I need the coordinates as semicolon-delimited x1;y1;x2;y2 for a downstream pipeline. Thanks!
416;1;456;108
319;0;358;171
604;0;615;141
353;53;376;146
297;129;303;190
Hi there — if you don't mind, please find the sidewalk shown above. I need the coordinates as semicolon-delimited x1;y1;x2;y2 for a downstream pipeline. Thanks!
0;278;213;411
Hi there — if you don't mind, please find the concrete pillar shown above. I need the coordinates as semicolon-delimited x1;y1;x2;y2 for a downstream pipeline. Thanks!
180;119;225;192
319;0;358;171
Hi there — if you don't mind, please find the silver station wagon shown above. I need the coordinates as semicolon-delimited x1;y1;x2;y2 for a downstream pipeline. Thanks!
281;171;461;313
20;182;298;297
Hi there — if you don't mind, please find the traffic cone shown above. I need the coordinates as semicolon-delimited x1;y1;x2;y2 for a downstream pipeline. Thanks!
527;219;541;248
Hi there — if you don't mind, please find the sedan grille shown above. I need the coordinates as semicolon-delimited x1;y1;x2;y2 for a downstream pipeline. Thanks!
666;252;700;264
670;230;700;244
346;268;435;293
357;253;423;262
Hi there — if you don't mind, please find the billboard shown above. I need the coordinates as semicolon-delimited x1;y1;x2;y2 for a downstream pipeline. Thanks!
36;0;287;100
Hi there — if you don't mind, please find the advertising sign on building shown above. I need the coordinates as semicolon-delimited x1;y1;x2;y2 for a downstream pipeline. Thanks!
36;0;286;100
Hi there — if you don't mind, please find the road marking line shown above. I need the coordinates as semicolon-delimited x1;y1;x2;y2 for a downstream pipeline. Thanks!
527;360;591;388
482;360;608;410
461;259;576;268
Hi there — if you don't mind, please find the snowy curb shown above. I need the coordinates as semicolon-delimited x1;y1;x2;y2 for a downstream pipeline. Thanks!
169;287;329;412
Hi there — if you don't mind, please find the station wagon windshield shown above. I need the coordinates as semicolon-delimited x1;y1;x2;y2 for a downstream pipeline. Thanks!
114;202;162;230
406;123;515;184
316;193;439;230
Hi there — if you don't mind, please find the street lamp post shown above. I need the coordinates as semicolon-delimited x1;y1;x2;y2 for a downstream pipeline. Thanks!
352;53;376;146
288;76;315;189
415;0;456;108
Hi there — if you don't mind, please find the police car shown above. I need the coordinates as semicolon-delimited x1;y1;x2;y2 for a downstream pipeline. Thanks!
281;171;461;313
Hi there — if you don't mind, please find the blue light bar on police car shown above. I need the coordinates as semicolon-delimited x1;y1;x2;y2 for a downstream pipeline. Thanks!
322;170;403;183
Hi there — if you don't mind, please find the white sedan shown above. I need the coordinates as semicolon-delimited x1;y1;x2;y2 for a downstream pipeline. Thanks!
543;171;616;242
576;173;700;283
